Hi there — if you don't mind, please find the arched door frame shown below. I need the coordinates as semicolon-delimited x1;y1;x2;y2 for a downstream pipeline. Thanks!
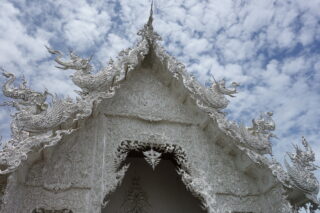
101;139;216;213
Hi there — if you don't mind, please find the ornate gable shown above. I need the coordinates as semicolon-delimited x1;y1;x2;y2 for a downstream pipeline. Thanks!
0;5;318;213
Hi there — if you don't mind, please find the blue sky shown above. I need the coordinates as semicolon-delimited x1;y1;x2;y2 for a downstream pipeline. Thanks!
0;0;320;208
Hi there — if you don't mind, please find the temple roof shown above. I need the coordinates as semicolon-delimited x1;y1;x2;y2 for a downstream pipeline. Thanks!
0;5;318;209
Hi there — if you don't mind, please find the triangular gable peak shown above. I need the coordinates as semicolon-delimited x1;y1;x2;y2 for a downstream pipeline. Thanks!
0;5;319;211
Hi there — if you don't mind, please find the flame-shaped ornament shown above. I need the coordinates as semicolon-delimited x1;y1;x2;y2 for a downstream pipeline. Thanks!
143;148;162;170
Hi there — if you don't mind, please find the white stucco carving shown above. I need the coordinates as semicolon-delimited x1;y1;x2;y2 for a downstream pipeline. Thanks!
0;4;318;213
143;147;162;170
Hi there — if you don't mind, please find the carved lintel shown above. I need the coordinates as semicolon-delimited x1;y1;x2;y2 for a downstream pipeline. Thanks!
43;183;72;192
32;208;73;213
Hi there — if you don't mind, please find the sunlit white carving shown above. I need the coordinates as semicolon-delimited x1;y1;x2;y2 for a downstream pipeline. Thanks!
0;2;317;212
248;111;276;139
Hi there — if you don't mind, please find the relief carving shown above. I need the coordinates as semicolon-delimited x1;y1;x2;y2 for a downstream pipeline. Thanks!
103;139;217;212
120;177;151;213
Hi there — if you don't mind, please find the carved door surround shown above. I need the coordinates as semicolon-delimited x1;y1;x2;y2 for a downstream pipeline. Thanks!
102;137;216;212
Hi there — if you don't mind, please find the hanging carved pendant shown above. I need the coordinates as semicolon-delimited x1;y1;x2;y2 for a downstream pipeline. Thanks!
143;148;162;170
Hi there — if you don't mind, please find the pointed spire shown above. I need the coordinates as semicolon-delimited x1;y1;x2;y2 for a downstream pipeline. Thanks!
137;0;161;43
147;0;154;28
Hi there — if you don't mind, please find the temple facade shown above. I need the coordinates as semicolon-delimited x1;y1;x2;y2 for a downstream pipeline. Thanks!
0;7;318;213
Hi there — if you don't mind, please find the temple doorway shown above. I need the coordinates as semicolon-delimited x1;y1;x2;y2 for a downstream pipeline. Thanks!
102;151;206;213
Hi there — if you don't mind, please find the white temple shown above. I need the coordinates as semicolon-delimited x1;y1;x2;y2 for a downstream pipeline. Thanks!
0;6;318;213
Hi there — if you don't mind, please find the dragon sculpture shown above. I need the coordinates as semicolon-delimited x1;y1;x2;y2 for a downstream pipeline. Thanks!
285;137;319;211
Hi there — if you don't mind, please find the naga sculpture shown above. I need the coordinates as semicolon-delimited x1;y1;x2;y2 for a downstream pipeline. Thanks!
189;77;239;111
203;78;239;110
0;70;72;134
46;23;149;96
1;69;49;113
14;96;73;133
248;111;276;139
221;112;276;155
285;137;319;208
46;46;114;95
240;112;276;154
211;78;239;98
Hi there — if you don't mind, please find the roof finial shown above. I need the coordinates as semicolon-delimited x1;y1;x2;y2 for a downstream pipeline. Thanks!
137;0;161;42
147;0;154;27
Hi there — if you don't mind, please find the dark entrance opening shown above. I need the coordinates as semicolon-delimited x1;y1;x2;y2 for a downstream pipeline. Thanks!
102;151;206;213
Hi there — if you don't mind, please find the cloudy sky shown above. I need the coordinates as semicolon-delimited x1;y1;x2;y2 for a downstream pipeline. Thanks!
0;0;320;202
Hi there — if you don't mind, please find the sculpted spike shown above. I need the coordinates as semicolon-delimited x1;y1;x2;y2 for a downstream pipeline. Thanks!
148;0;154;27
137;0;161;43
